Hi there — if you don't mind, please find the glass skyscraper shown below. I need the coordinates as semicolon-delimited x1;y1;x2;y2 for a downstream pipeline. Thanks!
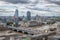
14;9;19;27
27;11;31;21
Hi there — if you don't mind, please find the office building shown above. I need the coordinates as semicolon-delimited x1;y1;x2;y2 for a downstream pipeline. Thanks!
27;11;31;21
14;9;19;27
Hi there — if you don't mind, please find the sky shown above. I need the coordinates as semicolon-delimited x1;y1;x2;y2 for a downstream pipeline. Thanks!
0;0;60;16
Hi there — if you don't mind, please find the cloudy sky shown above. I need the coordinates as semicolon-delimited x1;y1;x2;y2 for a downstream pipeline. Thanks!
0;0;60;16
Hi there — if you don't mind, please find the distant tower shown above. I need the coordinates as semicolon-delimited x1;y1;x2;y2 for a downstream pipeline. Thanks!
14;9;19;18
35;14;41;21
27;11;31;21
3;17;7;23
14;9;19;27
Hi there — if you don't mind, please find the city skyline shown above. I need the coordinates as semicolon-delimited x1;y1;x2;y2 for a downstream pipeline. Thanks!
0;0;60;16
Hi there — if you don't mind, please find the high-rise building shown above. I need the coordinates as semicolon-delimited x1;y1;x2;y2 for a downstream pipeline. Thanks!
27;11;31;21
14;9;19;18
2;17;7;23
14;9;19;27
35;14;42;22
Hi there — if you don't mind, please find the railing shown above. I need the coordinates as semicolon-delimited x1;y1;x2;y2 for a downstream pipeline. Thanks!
0;31;56;40
0;35;31;40
0;36;18;40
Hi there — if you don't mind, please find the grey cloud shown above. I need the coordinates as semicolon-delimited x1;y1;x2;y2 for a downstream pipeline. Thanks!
0;0;39;4
26;7;60;14
0;0;30;4
46;0;60;5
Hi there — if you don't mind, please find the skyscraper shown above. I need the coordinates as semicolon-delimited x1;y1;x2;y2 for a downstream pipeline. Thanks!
27;11;31;21
14;9;19;27
2;17;7;23
14;9;19;18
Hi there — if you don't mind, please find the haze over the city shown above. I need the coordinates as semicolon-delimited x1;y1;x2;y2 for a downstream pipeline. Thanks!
0;0;60;16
